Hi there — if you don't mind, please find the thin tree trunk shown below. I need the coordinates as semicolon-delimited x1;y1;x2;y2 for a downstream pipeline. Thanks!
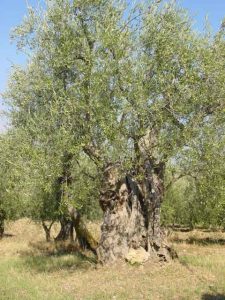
0;210;5;239
55;216;74;242
42;220;54;242
0;219;4;239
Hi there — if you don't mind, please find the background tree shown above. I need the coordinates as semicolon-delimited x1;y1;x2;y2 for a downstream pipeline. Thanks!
0;130;32;237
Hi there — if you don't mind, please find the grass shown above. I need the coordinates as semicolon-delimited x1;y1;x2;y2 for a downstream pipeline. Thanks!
0;219;225;299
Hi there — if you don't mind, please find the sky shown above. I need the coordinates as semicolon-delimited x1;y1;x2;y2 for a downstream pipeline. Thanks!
0;0;225;131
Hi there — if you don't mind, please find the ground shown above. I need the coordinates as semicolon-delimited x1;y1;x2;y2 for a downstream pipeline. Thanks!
0;219;225;300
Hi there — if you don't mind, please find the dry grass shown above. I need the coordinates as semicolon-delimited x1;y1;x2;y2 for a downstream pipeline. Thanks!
0;219;225;300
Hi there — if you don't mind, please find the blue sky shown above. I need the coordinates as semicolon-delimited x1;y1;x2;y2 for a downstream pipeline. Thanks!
0;0;225;131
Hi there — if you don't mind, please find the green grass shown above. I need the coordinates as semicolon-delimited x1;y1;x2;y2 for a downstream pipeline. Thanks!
0;257;73;300
0;219;225;300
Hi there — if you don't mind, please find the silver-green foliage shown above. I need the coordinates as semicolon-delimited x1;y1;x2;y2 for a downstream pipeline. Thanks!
3;0;225;224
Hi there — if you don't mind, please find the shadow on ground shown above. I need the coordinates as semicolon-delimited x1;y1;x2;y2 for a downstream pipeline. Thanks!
170;227;193;232
22;252;96;273
202;294;225;300
171;236;225;246
168;225;225;233
20;241;97;273
1;233;14;238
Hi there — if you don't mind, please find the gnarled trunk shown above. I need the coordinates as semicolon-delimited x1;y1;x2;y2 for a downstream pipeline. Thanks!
97;162;177;264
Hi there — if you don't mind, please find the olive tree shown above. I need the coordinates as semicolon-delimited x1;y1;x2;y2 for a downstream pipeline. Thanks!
5;0;225;263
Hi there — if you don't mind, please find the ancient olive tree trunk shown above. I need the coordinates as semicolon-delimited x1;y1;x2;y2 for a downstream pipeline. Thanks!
97;161;177;264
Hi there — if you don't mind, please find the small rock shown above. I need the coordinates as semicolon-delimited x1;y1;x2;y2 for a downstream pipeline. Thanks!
125;247;150;265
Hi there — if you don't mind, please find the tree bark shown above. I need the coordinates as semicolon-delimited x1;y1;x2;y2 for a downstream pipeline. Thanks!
55;216;74;242
97;161;177;264
0;209;5;239
69;207;98;254
55;210;98;255
42;221;54;242
0;219;4;239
